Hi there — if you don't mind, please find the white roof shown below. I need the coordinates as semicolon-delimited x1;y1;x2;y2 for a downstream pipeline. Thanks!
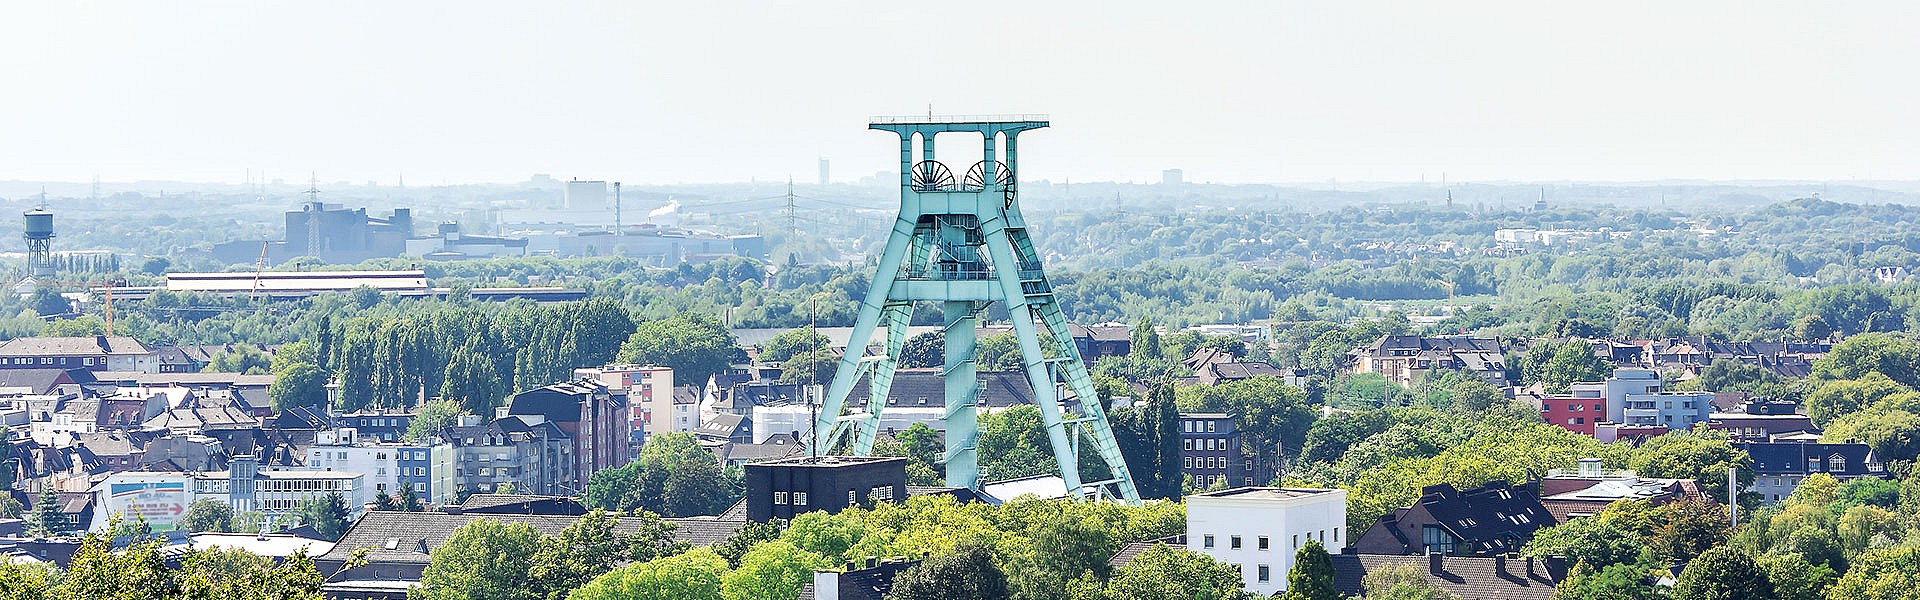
165;270;428;292
191;533;336;558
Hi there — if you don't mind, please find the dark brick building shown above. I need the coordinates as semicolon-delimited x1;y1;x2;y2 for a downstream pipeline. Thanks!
745;456;907;523
1181;412;1249;488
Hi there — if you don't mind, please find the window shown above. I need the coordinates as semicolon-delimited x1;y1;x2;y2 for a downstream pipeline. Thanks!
1206;421;1216;433
1184;421;1194;433
1230;536;1242;549
774;492;788;505
1334;528;1340;542
1185;457;1193;469
1184;439;1193;451
1258;536;1269;550
1319;529;1327;542
793;492;808;505
1830;454;1847;472
1809;458;1822;472
1203;535;1215;549
849;490;858;505
871;486;894;501
1422;526;1455;554
1292;535;1299;549
1258;564;1271;583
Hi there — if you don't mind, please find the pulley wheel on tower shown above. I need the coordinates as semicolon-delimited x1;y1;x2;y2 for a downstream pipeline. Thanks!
963;161;1015;192
910;161;956;192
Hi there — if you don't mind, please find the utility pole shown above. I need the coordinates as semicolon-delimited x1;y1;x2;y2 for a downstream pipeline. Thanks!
1728;465;1739;528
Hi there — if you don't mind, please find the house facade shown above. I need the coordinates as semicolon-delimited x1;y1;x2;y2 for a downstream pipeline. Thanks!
1187;487;1348;597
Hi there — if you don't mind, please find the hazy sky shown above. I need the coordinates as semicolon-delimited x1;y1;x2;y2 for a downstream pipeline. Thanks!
2;1;1916;186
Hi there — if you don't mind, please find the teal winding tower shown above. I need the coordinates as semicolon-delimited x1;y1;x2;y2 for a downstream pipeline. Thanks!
812;115;1140;503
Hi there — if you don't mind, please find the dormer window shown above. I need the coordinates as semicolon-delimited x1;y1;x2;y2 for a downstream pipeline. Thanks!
1829;454;1846;472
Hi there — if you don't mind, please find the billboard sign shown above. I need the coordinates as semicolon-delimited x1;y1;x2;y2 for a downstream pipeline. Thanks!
108;481;188;528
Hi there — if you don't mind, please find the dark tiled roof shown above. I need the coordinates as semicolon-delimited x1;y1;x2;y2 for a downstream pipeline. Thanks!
1108;534;1185;568
1737;442;1882;477
848;369;1038;409
454;494;587;515
507;381;604;423
0;336;149;356
697;413;748;438
0;369;78;394
1332;553;1565;600
320;510;743;567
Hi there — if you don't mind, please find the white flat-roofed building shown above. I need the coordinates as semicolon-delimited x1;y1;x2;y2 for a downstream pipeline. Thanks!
1187;486;1348;597
164;270;429;293
90;467;367;531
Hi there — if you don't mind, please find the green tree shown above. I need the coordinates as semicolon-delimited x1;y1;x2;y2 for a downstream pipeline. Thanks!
1809;333;1920;389
1669;546;1773;600
27;288;70;317
583;432;740;517
1131;319;1164;360
1645;498;1730;562
1804;373;1910;426
1626;430;1751;501
296;491;350;541
180;498;235;533
1550;562;1656;600
887;542;1010;600
712;519;786;568
205;344;273;374
616;314;744;387
1282;540;1339;600
417;519;544;600
1102;545;1245;600
528;509;686;600
900;331;944;368
404;398;464;443
1541;343;1610;393
30;487;72;535
269;363;330;413
1755;552;1834;600
441;344;507;414
1824;546;1920;600
1449;380;1504;413
720;540;825;600
567;548;728;600
759;328;831;364
1521;517;1642;571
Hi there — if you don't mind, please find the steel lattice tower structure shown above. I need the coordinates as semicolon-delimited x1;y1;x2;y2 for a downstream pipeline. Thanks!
812;115;1139;503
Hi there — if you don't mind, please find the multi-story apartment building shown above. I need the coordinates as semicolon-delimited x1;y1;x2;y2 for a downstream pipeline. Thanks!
89;460;366;531
1346;335;1508;388
575;364;677;446
306;427;456;505
445;414;574;496
508;380;626;490
1180;413;1249;489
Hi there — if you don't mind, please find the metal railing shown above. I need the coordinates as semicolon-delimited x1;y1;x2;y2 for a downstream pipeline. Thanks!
870;114;1049;125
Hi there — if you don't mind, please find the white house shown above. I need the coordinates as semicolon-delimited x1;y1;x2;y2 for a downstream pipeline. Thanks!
1187;487;1348;597
90;466;366;531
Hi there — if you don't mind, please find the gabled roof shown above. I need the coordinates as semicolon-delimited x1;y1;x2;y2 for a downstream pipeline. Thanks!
696;413;748;439
319;510;743;569
1737;442;1882;477
1393;480;1556;556
507;381;607;423
0;336;150;356
1332;554;1566;600
0;369;79;394
452;494;587;515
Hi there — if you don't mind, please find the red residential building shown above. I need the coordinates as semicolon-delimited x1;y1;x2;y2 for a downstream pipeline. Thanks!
1524;391;1604;436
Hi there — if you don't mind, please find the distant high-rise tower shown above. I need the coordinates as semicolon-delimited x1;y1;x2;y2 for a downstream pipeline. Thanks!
566;179;608;210
1162;168;1184;186
23;208;55;280
814;114;1139;503
819;158;831;186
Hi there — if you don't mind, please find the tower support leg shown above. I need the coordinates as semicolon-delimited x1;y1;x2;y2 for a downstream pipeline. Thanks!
942;300;980;488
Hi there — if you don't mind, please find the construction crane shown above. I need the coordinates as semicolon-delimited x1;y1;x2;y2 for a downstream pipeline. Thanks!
42;279;126;336
252;242;270;301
